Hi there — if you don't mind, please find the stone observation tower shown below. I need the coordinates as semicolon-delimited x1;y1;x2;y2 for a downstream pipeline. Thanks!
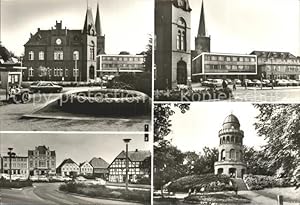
214;114;246;178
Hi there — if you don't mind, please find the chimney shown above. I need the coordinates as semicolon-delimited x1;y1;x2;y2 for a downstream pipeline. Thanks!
135;149;138;152
30;33;33;38
37;28;40;32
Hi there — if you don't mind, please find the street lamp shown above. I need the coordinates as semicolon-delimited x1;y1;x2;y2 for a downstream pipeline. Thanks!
123;138;131;191
7;148;16;183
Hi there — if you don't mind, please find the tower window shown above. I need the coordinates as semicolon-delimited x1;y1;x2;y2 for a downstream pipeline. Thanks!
39;51;44;60
90;41;95;60
73;51;79;60
177;18;187;51
29;51;34;60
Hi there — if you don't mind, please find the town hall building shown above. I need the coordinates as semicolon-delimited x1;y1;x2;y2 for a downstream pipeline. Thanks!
23;4;105;82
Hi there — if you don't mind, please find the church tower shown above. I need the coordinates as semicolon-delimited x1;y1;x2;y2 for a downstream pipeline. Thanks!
155;0;192;89
95;2;105;54
214;114;246;178
82;7;97;81
195;1;210;55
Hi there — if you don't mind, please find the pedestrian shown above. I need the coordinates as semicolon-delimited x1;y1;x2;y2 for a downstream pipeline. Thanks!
233;81;236;91
222;80;227;89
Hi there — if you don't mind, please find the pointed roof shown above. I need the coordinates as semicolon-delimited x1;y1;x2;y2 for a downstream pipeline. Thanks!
198;0;207;37
83;7;96;34
95;3;103;36
57;158;78;170
115;150;151;162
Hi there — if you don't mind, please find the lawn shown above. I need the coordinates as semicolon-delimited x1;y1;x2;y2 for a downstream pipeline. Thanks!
255;187;300;203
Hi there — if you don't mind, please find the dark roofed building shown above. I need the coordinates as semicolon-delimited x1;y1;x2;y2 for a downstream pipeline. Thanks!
108;149;151;183
28;145;56;176
89;157;109;179
23;4;105;82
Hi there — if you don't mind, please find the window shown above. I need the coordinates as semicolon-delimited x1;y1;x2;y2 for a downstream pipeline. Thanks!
244;57;250;62
65;69;68;77
29;51;34;60
39;51;44;60
29;67;34;77
54;51;63;60
73;68;79;77
90;41;95;60
226;56;231;62
239;57;244;62
232;57;237;62
73;51;79;60
218;56;224;61
211;55;217;61
177;18;187;51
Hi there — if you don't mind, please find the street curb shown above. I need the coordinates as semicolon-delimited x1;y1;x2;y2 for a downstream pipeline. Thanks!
56;189;149;205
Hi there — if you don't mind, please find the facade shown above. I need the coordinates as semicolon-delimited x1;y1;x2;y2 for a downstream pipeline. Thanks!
155;0;192;89
79;161;94;176
89;157;109;179
214;114;246;178
56;158;80;177
97;54;145;76
250;51;300;80
192;52;257;80
108;149;151;183
23;4;105;82
28;146;56;176
0;156;29;177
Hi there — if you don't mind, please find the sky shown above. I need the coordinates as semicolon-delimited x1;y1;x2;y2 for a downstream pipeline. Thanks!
0;133;151;166
189;0;300;56
166;102;266;154
0;0;153;56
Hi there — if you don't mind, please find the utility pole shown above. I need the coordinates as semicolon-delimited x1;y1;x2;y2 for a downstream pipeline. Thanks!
123;138;131;191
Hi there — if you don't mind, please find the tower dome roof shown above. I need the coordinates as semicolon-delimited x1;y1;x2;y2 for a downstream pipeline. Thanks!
222;114;240;129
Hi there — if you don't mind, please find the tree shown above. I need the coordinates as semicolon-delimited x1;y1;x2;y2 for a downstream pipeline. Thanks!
142;35;152;73
154;103;190;196
254;104;300;182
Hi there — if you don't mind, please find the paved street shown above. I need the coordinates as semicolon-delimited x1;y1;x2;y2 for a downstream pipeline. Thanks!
0;183;143;205
0;87;150;131
192;83;300;102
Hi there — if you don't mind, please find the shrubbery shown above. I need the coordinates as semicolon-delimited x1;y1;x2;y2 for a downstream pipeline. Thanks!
0;178;32;188
167;174;234;193
244;174;293;190
59;182;150;203
107;73;152;97
154;87;233;101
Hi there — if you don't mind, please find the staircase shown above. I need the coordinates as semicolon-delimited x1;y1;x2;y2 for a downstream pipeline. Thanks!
232;178;248;191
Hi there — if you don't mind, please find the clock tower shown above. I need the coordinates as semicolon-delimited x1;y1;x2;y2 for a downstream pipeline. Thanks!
155;0;192;89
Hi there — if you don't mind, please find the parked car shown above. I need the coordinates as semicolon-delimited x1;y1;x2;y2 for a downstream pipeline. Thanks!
276;79;288;86
0;173;10;180
38;175;49;182
225;79;233;85
252;79;262;87
233;79;242;85
242;79;255;87
211;79;223;87
29;175;39;181
262;79;272;87
288;79;299;86
75;176;87;182
30;82;63;93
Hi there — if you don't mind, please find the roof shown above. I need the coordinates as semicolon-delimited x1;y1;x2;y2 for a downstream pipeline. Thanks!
250;51;296;59
0;45;12;62
95;3;103;36
79;161;92;168
89;157;109;169
57;158;78;170
83;8;96;35
198;1;207;37
223;114;240;126
115;150;151;162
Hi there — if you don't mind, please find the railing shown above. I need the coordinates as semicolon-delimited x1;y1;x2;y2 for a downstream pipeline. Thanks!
219;129;244;135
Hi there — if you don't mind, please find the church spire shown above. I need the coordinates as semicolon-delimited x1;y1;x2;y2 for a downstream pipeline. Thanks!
95;2;103;36
83;7;96;34
198;0;206;37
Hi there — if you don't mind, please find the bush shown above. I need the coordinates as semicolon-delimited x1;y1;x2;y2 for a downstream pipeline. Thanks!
167;174;233;193
107;72;152;97
59;182;150;203
244;174;293;190
134;176;151;185
0;178;32;188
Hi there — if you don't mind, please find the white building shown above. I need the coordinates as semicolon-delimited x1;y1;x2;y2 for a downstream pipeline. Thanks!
79;161;93;176
56;158;80;177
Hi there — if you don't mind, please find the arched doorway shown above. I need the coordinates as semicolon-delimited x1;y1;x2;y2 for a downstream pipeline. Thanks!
177;60;187;85
89;65;95;79
229;168;236;178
